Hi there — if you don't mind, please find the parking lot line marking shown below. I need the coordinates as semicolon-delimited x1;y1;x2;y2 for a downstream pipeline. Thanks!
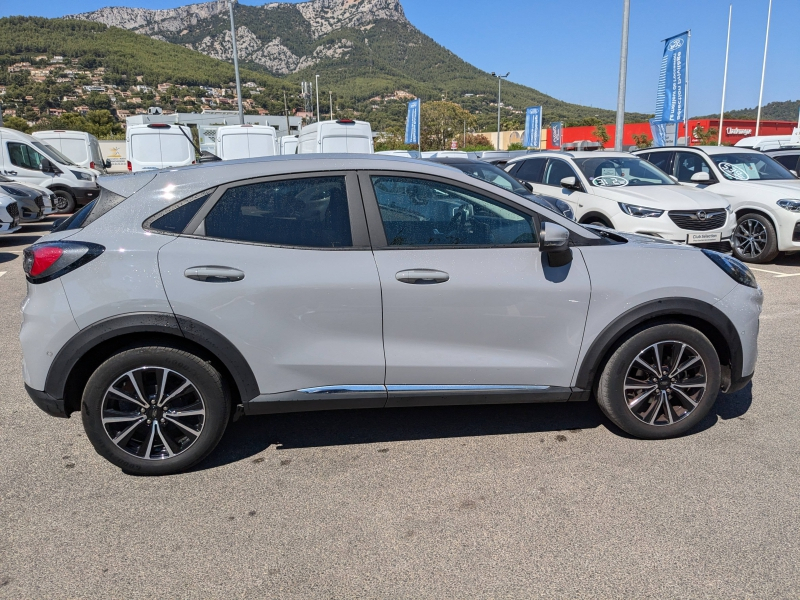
775;273;800;278
750;267;786;276
0;272;6;279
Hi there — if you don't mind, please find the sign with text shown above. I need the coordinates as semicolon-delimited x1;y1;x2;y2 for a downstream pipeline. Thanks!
523;106;542;148
404;98;420;145
655;32;689;124
550;121;563;148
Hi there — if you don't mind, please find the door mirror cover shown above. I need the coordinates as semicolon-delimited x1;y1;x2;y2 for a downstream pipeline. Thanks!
560;176;579;190
540;221;570;251
791;170;798;178
522;181;534;192
690;171;711;183
40;158;54;173
104;159;112;169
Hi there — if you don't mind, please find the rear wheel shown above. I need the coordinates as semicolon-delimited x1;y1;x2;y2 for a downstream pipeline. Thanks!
596;323;720;439
732;213;779;263
52;189;76;214
581;216;612;228
81;345;230;475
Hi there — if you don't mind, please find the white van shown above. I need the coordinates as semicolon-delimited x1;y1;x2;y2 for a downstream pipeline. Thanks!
297;119;374;154
126;123;195;172
215;124;277;160
280;135;299;155
734;135;795;151
32;130;110;174
0;127;99;213
376;150;420;158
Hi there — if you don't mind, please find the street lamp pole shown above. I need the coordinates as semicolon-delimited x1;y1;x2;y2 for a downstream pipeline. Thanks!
491;72;509;150
613;0;630;151
229;0;244;124
315;74;320;123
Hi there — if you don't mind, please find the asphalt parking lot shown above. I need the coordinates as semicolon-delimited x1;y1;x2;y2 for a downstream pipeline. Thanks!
1;219;798;599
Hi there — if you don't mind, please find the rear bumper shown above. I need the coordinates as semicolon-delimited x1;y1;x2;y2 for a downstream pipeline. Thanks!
24;384;68;418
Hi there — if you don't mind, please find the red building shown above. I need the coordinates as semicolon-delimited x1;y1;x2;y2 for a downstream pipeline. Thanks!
548;119;797;149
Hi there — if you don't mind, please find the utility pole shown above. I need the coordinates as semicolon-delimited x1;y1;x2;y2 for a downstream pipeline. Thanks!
685;30;691;145
491;72;509;150
718;5;732;145
329;91;333;120
315;74;320;122
229;0;244;124
283;90;290;136
614;0;630;151
755;0;773;136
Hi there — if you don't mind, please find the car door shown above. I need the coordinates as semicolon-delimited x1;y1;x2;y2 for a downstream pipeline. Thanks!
3;141;51;187
674;151;718;186
359;171;591;404
157;172;386;405
533;158;593;219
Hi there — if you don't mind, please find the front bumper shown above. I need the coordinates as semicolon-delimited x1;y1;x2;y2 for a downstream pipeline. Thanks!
25;384;68;418
73;185;100;203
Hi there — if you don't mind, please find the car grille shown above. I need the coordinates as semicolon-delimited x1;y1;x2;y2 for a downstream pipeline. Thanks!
668;210;727;231
6;203;19;219
35;196;44;209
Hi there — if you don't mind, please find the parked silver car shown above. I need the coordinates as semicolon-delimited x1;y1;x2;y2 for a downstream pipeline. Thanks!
21;155;762;475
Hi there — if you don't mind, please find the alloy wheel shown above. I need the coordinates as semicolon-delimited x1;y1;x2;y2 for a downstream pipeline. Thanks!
733;218;768;259
101;367;206;460
623;340;707;426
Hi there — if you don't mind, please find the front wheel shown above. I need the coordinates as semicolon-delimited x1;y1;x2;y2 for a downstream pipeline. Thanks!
732;213;779;263
596;324;721;439
52;189;76;214
81;346;230;475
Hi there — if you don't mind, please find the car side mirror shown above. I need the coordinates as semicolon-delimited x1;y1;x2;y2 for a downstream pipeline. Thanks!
104;159;112;169
40;158;55;173
791;170;798;178
522;181;534;192
690;171;711;183
539;221;572;267
669;175;679;183
560;176;580;191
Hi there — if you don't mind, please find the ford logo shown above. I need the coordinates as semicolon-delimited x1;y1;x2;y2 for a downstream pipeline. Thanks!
668;38;685;51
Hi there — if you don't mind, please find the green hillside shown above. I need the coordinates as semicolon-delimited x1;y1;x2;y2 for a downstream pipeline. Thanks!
695;100;800;122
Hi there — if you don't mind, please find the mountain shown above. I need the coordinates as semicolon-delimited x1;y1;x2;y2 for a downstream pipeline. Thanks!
695;100;800;123
66;0;651;129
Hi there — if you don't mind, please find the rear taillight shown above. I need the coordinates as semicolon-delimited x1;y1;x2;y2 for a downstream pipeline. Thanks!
90;161;95;169
23;242;104;284
127;161;132;171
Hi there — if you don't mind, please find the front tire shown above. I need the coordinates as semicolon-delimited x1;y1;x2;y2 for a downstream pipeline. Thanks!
53;189;76;214
81;346;230;475
732;213;779;263
596;324;720;439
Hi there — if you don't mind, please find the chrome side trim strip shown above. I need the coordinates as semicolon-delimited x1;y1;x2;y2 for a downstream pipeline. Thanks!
298;385;386;395
386;385;550;392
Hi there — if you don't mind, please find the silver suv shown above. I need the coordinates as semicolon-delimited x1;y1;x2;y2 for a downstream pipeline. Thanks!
20;155;762;475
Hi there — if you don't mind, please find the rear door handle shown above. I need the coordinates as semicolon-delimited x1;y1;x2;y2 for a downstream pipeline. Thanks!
395;269;449;284
184;266;245;282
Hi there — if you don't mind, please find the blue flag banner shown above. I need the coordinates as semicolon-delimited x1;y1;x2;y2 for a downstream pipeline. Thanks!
523;106;542;148
649;119;667;147
550;121;563;148
405;98;420;145
655;32;689;123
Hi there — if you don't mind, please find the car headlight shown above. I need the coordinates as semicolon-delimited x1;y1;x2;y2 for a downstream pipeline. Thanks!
777;199;800;212
555;199;575;221
618;203;664;218
1;185;26;197
701;249;758;289
70;170;93;181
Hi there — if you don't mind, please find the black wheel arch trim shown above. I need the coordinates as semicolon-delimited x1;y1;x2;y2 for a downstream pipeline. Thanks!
574;297;743;393
43;312;260;412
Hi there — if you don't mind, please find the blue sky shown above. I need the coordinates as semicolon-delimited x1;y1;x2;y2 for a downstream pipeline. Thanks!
3;0;797;117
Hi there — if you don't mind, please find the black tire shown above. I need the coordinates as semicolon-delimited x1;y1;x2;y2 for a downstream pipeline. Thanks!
596;323;720;439
81;345;230;475
581;217;613;228
732;212;779;264
52;189;76;214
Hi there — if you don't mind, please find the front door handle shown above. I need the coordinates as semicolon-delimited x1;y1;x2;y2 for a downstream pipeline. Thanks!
6;171;17;176
395;269;450;284
184;266;245;282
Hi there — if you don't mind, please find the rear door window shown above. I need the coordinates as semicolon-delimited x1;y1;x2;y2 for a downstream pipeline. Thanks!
131;134;162;165
160;134;191;164
644;151;674;175
60;138;88;164
221;133;249;160
514;158;546;182
773;154;800;172
248;133;274;157
322;136;348;153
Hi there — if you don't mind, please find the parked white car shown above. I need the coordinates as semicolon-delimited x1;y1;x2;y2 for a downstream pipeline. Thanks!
0;191;21;233
507;151;734;251
215;125;277;160
297;119;373;154
126;123;195;173
0;127;100;213
32;130;110;175
634;146;800;263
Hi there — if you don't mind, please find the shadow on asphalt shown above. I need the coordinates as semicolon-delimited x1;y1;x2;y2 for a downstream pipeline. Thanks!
0;252;18;265
193;385;753;471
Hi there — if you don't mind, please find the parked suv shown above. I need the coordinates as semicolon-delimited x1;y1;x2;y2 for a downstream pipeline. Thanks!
507;151;735;251
21;155;762;475
0;191;21;233
0;175;55;222
634;146;800;263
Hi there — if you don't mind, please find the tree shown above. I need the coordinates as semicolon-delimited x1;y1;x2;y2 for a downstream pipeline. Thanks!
3;116;30;133
461;133;493;152
420;101;476;151
592;124;610;147
507;142;526;151
692;124;719;145
631;133;651;149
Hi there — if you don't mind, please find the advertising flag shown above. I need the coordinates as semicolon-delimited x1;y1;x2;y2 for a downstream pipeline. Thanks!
523;106;542;148
655;32;689;123
405;98;420;145
550;121;563;148
649;119;667;147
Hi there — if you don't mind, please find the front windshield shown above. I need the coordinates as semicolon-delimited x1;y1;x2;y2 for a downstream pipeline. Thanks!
452;162;529;194
573;156;675;187
32;142;77;166
710;153;795;181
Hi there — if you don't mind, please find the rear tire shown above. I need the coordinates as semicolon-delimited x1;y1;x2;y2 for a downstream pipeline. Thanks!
81;345;230;475
596;323;720;439
732;212;779;264
53;189;76;214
